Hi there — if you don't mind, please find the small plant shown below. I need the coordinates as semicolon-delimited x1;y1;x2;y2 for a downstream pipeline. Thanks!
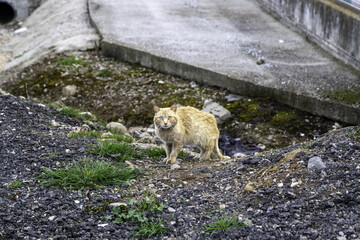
349;125;360;140
48;149;59;157
133;218;171;239
58;56;89;67
106;195;166;224
204;212;245;236
98;69;114;77
67;127;101;138
37;158;142;190
89;141;140;161
8;180;23;189
142;147;189;160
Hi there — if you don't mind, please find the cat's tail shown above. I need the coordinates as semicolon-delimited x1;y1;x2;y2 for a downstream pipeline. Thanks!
213;138;230;160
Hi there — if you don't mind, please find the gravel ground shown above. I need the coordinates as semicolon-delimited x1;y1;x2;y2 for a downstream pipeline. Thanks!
1;90;360;239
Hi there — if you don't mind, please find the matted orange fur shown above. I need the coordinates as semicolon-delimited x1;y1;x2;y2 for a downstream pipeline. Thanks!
153;104;226;164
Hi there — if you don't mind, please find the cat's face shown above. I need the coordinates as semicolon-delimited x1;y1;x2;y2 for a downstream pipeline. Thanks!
154;105;178;130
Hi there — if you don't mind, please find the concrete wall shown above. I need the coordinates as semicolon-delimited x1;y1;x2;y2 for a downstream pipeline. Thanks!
256;0;360;71
5;0;45;20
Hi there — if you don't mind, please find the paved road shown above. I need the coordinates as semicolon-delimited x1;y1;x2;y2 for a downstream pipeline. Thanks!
89;0;360;124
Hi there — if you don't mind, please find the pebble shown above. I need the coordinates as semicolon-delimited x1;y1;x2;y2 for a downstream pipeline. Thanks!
168;207;176;213
244;182;255;192
170;164;181;170
219;204;226;209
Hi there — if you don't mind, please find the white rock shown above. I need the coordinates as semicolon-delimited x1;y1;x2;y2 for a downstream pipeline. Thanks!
170;164;181;170
225;94;243;102
257;144;266;150
233;152;246;158
98;224;108;227
168;207;176;212
101;132;114;139
308;156;326;170
62;85;78;97
202;100;231;124
50;119;61;127
48;216;56;221
219;204;226;209
109;202;127;208
106;122;127;134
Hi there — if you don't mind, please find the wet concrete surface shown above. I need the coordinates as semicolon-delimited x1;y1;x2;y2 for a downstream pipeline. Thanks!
89;0;360;124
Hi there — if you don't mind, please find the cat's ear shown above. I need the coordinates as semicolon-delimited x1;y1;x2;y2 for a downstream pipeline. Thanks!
170;104;177;113
154;106;160;113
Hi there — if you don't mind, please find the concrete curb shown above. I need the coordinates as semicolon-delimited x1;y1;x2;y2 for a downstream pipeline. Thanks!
100;41;360;125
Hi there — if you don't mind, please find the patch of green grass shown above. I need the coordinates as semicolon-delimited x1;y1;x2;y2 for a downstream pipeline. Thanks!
106;195;166;224
67;128;101;138
323;86;360;105
142;147;189;160
58;56;89;67
98;69;114;77
8;180;23;189
89;141;141;161
107;131;133;143
204;212;245;236
48;149;59;157
349;125;360;140
133;218;171;239
37;158;142;190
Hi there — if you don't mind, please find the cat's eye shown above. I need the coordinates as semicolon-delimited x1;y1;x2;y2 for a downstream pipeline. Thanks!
168;116;172;120
159;116;164;120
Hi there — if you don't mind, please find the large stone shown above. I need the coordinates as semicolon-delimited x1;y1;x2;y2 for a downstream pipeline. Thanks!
106;122;127;134
62;85;78;97
308;156;326;170
202;100;231;124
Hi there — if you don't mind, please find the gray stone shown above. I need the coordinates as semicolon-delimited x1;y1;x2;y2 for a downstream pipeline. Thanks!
106;122;127;134
62;85;77;97
308;156;326;170
225;94;243;102
202;100;231;124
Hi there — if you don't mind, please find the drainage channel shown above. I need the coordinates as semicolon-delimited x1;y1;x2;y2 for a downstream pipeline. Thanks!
0;1;16;24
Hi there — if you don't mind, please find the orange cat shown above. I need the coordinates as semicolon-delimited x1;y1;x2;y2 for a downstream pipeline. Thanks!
153;104;226;164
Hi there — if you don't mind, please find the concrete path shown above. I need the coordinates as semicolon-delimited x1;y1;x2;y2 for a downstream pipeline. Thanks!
0;0;99;72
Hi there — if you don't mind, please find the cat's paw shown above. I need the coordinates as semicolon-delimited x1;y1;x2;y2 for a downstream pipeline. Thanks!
164;158;176;164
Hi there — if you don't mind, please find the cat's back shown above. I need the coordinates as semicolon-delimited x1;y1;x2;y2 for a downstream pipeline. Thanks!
177;106;217;129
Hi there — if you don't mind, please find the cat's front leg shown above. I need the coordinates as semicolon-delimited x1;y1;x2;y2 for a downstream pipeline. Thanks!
163;142;173;163
166;143;183;164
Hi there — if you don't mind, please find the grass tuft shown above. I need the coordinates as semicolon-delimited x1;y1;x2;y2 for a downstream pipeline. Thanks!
89;141;140;161
133;218;171;239
204;212;245;236
37;158;142;190
58;56;89;67
8;180;23;189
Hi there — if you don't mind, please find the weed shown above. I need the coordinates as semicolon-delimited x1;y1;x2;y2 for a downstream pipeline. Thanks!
48;149;59;157
8;180;23;189
204;212;245;236
106;195;166;224
67;127;101;138
37;158;142;190
89;141;140;161
58;56;89;67
98;69;114;77
133;218;171;239
142;147;189;160
349;125;360;140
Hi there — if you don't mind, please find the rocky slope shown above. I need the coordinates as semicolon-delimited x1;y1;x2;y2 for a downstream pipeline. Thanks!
0;90;359;239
